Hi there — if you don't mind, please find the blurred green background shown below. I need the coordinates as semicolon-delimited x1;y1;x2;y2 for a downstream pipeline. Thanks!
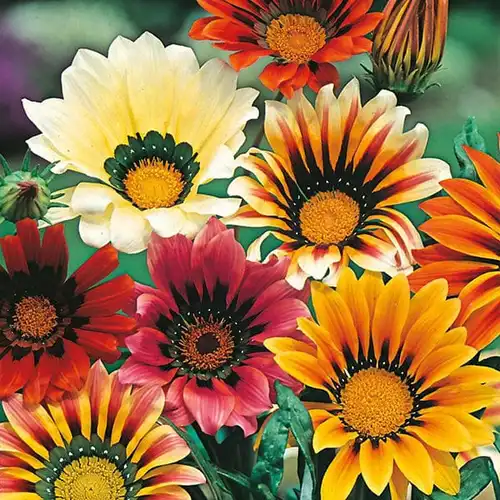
0;0;499;290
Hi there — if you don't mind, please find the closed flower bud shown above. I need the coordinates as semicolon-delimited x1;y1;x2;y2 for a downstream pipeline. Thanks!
0;151;62;223
369;0;448;100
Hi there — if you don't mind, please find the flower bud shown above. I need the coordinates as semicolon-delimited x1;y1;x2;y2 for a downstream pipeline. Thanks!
0;151;62;223
369;0;448;100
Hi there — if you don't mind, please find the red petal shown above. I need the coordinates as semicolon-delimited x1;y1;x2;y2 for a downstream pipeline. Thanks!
71;244;119;294
183;378;235;435
74;329;121;363
163;375;194;427
125;327;169;366
23;352;55;405
51;340;90;393
40;223;68;280
81;315;136;336
77;275;134;316
119;358;176;386
15;218;41;264
309;63;340;92
0;234;28;275
148;233;193;300
0;351;34;399
225;412;258;437
259;62;299;91
232;365;272;416
189;16;218;39
312;37;355;63
230;49;272;70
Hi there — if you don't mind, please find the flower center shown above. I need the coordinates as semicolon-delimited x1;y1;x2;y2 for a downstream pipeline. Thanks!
299;191;360;244
341;368;413;438
12;296;58;338
54;456;126;500
266;14;326;64
124;158;185;210
180;318;235;371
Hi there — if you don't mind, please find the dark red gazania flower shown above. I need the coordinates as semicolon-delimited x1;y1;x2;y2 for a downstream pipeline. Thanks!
120;217;309;436
0;219;135;404
189;0;383;98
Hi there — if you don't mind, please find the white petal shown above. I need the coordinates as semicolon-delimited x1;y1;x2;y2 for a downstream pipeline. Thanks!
246;231;273;262
197;144;238;185
109;206;152;254
39;187;77;227
70;182;126;216
181;212;210;238
182;194;241;216
79;214;112;248
143;206;187;238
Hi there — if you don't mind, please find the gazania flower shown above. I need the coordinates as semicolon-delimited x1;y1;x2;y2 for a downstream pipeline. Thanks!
189;0;383;98
409;145;500;350
266;269;499;500
120;217;308;436
370;0;448;98
0;360;205;499
226;80;450;288
23;32;259;254
0;219;134;404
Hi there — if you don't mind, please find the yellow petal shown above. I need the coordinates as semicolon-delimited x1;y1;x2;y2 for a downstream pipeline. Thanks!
426;447;460;496
321;442;360;500
360;439;394;495
313;417;357;452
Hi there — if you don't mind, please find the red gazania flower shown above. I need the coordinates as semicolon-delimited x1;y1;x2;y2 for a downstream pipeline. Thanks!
120;217;309;436
0;219;135;404
189;0;383;98
409;145;500;350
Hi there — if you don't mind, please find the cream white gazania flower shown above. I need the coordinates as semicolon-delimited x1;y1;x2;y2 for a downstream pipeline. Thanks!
23;32;259;253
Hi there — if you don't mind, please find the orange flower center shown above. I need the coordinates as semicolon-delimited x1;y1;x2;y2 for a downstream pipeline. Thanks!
299;191;360;244
341;368;413;438
12;296;58;338
54;456;126;500
180;318;235;371
124;158;185;209
266;14;326;64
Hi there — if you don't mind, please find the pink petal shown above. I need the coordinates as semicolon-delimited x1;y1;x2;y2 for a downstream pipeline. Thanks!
163;375;194;427
126;327;170;366
202;229;246;305
148;233;193;299
183;378;235;435
136;291;176;327
245;353;303;400
119;358;177;386
250;298;311;343
232;366;272;416
225;411;258;437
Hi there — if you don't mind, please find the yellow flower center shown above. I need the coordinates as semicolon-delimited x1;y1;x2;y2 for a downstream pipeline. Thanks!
12;296;58;338
341;368;413;438
54;456;126;500
180;318;235;371
124;158;185;210
266;14;326;64
299;191;360;244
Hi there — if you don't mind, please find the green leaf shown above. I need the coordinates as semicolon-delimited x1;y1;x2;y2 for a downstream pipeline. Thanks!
300;466;314;500
425;456;500;500
159;416;232;500
21;150;32;171
454;117;486;183
251;409;289;494
275;382;318;497
216;467;278;500
494;432;500;453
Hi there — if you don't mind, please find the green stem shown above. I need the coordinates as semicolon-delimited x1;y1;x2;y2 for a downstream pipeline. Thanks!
251;91;284;149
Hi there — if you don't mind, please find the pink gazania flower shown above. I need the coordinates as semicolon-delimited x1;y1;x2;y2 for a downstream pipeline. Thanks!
120;217;309;436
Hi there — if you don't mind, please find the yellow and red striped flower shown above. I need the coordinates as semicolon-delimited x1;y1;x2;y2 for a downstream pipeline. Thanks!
265;269;499;500
370;0;448;98
0;360;205;499
189;0;383;98
226;80;450;288
409;146;500;350
0;219;135;405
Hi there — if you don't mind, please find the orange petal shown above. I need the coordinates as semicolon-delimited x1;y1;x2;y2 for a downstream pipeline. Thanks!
463;146;500;195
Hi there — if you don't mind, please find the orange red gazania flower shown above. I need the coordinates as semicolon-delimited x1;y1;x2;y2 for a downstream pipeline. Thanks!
409;145;500;350
0;219;135;405
0;360;205;499
119;217;308;436
371;0;449;96
266;269;499;500
226;79;451;288
189;0;383;97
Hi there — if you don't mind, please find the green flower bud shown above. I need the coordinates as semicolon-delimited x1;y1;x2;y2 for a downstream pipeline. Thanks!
0;151;63;224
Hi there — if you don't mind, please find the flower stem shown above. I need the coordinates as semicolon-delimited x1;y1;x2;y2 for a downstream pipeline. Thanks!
251;91;284;149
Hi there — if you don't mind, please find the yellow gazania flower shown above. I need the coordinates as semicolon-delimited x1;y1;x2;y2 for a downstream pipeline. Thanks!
265;269;500;500
23;32;259;253
226;79;450;288
0;361;205;499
